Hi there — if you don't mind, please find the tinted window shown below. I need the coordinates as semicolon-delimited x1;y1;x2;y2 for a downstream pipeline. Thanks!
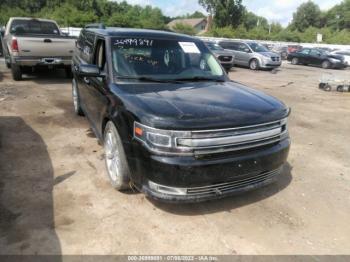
219;42;239;50
205;42;224;51
300;49;310;55
112;38;224;80
310;49;322;56
10;19;59;35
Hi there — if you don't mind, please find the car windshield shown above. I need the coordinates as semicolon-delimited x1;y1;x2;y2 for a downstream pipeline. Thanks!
10;20;60;35
205;42;224;51
247;42;269;53
111;38;225;82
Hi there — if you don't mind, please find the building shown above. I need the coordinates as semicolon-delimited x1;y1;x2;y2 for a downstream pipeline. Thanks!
167;17;211;35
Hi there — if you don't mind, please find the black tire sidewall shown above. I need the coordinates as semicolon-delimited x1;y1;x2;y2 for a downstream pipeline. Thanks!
72;78;84;116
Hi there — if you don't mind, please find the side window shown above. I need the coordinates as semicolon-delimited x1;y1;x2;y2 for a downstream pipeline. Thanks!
93;39;106;78
310;49;321;56
300;49;310;55
237;43;249;52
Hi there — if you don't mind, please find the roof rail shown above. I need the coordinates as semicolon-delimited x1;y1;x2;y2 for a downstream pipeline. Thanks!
85;23;106;29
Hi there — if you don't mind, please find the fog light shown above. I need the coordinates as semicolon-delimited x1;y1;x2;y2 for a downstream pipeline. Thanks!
148;181;187;195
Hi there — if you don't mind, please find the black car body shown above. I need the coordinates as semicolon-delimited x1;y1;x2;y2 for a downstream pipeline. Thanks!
203;41;234;71
287;48;347;69
72;27;291;203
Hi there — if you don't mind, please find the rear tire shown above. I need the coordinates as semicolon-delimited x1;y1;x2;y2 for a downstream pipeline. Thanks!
322;60;331;69
6;62;11;69
104;121;130;191
249;59;259;70
11;64;22;81
291;58;299;65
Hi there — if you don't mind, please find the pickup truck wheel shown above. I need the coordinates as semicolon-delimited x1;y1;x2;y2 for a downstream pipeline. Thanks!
291;58;299;65
6;62;11;69
104;121;130;191
11;64;22;81
322;60;331;69
72;78;84;116
249;59;259;70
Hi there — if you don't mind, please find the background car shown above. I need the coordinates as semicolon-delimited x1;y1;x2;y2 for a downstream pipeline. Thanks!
218;40;281;70
203;41;234;72
331;50;350;66
287;48;347;69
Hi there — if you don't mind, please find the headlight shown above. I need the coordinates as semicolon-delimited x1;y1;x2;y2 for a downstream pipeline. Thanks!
329;58;341;63
133;122;192;155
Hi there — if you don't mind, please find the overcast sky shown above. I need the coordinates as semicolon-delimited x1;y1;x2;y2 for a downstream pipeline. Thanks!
115;0;343;26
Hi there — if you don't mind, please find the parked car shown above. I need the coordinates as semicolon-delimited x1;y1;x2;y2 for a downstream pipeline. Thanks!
287;45;302;54
287;48;347;69
218;40;282;70
203;41;234;72
2;17;76;80
331;50;350;66
272;46;288;60
71;27;291;203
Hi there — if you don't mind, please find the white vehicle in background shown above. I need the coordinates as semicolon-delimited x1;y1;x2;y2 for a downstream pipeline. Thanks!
1;17;76;80
331;50;350;66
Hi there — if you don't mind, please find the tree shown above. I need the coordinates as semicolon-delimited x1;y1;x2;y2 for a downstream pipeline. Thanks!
199;0;244;28
290;1;322;32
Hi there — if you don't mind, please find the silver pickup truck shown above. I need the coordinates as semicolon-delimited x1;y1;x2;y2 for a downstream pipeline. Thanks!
1;17;76;80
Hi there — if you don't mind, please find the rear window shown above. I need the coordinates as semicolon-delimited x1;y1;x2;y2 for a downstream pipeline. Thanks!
10;20;59;35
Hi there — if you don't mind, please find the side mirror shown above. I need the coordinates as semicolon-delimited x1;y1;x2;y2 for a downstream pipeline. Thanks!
77;64;101;77
244;48;251;53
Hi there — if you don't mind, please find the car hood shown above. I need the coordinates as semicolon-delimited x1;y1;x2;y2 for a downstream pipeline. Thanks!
114;81;289;130
327;54;344;60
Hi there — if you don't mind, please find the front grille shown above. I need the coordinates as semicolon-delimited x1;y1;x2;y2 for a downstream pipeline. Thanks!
271;57;280;62
186;168;282;196
176;119;288;156
218;55;233;62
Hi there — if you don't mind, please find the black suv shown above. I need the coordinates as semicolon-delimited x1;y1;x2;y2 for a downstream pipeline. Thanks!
71;27;291;202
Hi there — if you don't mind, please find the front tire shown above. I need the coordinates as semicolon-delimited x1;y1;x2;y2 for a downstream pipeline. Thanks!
104;121;130;191
11;64;22;81
72;78;84;116
249;59;259;70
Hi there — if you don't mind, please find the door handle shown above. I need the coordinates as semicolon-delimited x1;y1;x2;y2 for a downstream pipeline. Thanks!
83;77;90;85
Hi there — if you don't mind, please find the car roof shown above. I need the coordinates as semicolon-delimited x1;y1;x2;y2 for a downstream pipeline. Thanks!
10;17;57;23
85;27;199;41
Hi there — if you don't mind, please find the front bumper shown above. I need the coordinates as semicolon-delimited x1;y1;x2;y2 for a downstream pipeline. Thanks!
130;138;290;203
260;58;282;68
13;56;71;66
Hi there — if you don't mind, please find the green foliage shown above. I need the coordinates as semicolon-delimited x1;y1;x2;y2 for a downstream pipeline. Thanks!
199;0;245;28
290;1;322;32
0;0;167;30
171;23;196;35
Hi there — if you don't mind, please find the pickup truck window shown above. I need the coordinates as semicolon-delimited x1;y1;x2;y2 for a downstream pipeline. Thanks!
111;38;224;81
10;19;59;35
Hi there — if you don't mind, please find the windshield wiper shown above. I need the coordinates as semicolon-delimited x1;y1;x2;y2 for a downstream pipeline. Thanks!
117;76;181;84
175;76;225;82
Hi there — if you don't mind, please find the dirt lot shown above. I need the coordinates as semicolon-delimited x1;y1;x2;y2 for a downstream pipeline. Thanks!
0;59;350;255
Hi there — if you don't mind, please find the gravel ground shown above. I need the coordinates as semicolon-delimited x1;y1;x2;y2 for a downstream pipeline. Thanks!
0;59;350;255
